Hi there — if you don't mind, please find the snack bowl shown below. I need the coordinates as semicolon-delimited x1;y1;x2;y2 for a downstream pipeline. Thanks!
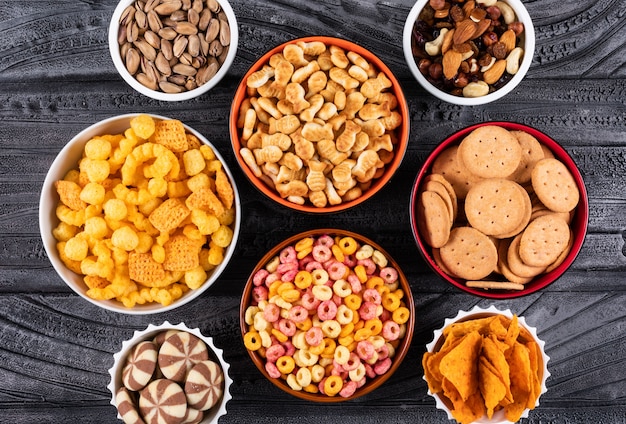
39;113;241;314
240;229;415;401
108;322;232;423
230;36;410;213
403;0;535;105
409;121;588;298
109;0;238;101
423;305;550;423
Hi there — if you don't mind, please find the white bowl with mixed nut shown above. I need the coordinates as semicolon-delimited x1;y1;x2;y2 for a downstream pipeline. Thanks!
403;0;535;105
109;0;238;101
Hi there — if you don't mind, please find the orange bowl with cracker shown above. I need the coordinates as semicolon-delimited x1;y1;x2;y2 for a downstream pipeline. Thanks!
39;114;241;314
423;305;550;424
229;36;409;213
239;229;415;402
409;122;588;298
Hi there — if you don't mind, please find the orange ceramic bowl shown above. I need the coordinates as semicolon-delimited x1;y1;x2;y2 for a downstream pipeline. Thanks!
240;229;415;401
230;36;409;213
409;122;588;299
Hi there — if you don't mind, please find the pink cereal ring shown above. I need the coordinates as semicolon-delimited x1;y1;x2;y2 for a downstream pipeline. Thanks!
252;286;268;303
253;269;269;286
317;300;338;321
347;274;362;293
288;306;309;323
376;344;389;360
282;341;295;356
265;344;286;363
382;320;400;341
374;357;392;375
263;303;280;322
331;361;344;375
312;245;332;263
363;288;381;304
277;261;298;274
301;292;320;311
326;261;348;281
265;272;280;286
332;294;342;307
305;261;323;272
305;326;323;347
281;269;298;282
316;234;335;247
380;267;398;284
343;353;361;371
279;246;298;263
358;301;378;320
364;363;376;379
278;318;296;336
342;254;357;267
299;255;314;268
356;340;375;361
265;361;281;379
357;376;367;388
357;258;376;275
380;309;391;322
339;380;358;398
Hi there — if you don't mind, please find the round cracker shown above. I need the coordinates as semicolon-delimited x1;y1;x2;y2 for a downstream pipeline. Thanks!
531;158;580;213
519;214;571;267
465;179;528;236
439;226;498;281
466;280;525;291
423;179;455;225
509;130;545;184
424;173;458;221
431;145;483;199
458;125;522;179
507;234;546;278
417;190;451;248
492;182;532;239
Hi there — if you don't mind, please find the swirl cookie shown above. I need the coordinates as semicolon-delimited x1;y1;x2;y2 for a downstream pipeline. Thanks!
139;379;188;424
184;360;224;411
116;387;146;424
122;341;159;392
158;332;209;382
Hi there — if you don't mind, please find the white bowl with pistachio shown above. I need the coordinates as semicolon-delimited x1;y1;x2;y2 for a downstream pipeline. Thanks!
403;0;535;105
109;0;238;101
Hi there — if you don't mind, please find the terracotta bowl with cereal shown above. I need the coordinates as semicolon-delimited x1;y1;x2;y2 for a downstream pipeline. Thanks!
108;322;233;423
240;229;415;401
39;113;241;314
403;0;535;105
109;0;238;101
423;305;550;424
229;36;410;213
410;122;588;298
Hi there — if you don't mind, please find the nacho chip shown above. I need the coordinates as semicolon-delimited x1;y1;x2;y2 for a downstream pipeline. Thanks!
443;378;486;424
440;331;482;401
478;356;508;418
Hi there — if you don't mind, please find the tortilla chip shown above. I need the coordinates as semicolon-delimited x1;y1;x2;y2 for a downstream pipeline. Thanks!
443;378;486;424
440;331;482;401
478;356;508;418
504;314;520;348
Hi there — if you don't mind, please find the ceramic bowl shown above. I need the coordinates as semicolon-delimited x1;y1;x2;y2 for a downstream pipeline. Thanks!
109;0;238;101
240;229;415;401
403;0;535;105
39;113;241;314
409;121;588;298
230;36;409;213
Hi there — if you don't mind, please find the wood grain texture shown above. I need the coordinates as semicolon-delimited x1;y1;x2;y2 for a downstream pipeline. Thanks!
0;0;625;423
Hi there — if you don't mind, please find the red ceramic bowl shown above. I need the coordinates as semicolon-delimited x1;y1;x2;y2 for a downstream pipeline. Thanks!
409;122;588;299
229;36;409;213
240;229;415;402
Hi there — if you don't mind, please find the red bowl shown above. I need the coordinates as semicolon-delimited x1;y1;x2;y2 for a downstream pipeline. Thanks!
409;122;589;299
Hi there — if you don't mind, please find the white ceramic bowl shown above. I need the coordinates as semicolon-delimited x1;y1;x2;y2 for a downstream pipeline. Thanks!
424;305;550;423
108;322;232;423
403;0;535;105
39;113;241;314
108;0;238;101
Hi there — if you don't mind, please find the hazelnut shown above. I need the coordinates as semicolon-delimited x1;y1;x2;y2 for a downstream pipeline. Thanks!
508;21;525;36
486;6;501;21
428;62;443;80
418;58;432;75
429;0;447;11
454;72;469;88
482;31;499;47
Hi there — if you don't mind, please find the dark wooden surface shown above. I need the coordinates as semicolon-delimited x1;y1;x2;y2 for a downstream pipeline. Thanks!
1;0;625;423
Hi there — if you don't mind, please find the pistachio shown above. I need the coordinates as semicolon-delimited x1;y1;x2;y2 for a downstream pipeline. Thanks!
125;48;141;75
219;19;231;46
153;0;182;15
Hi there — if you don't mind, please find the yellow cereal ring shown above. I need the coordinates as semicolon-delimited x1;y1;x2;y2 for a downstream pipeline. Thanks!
321;338;336;356
382;292;401;312
376;285;391;296
303;383;319;394
296;246;313;260
271;328;289;344
295;317;312;331
354;265;367;283
364;319;383;336
281;289;301;303
339;322;355;338
338;237;358;255
392;306;410;325
277;356;296;374
331;244;345;262
354;327;372;342
393;288;405;300
344;294;362;311
308;342;325;356
244;331;262;351
338;334;354;347
365;276;384;289
294;270;312;289
295;237;314;252
324;375;343;396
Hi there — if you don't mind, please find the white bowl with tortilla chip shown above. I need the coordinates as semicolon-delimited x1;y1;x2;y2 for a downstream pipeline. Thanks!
423;305;550;424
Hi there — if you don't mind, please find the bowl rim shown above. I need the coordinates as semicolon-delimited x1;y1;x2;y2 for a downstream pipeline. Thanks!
107;321;233;423
229;35;410;214
39;113;242;314
402;0;536;106
108;0;239;102
239;228;416;402
424;305;551;423
409;121;589;299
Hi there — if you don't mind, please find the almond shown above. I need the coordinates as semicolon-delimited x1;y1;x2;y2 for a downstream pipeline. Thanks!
453;19;478;45
471;18;492;39
500;29;517;53
442;50;463;80
441;28;456;54
482;59;507;84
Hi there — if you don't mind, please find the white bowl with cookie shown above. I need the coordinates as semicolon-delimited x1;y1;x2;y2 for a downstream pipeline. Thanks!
409;122;588;298
108;322;232;423
403;0;535;105
39;113;241;314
